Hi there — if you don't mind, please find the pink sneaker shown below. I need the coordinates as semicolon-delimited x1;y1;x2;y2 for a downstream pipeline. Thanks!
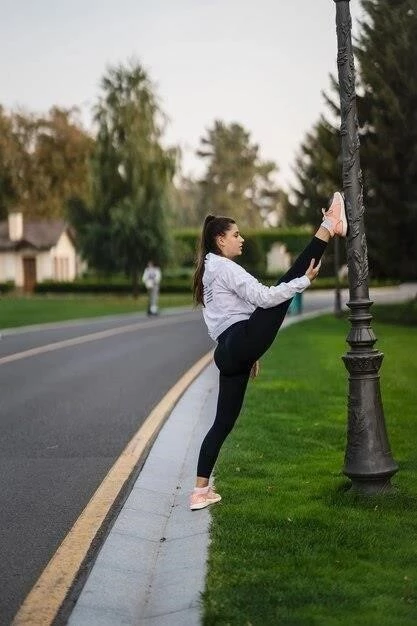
190;487;222;511
322;191;347;237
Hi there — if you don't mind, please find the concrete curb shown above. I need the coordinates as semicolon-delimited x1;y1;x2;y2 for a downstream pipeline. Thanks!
68;362;219;625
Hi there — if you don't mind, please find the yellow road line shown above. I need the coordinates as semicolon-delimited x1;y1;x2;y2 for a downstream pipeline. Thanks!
0;312;198;367
12;349;214;625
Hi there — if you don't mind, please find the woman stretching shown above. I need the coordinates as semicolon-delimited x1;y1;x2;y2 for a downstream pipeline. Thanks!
190;191;347;510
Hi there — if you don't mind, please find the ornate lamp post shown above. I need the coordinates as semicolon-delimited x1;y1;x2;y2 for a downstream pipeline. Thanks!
333;236;342;317
333;0;398;493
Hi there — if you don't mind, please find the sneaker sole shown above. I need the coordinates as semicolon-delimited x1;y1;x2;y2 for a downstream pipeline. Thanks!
334;191;348;237
190;495;222;511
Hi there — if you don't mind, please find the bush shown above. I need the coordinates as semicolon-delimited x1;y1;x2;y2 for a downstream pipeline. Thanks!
173;227;315;274
0;281;15;294
373;298;417;326
34;276;193;295
237;236;266;275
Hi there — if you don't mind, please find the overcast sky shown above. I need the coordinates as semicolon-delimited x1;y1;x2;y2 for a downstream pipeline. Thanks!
1;0;365;190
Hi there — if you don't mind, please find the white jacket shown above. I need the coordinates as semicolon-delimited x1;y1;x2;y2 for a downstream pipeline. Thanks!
202;252;310;340
142;266;161;289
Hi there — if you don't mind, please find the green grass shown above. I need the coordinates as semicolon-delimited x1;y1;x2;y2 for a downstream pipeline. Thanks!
0;294;193;328
203;314;417;626
371;298;417;327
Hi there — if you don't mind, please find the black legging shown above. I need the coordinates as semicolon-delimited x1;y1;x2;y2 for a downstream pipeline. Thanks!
197;236;328;478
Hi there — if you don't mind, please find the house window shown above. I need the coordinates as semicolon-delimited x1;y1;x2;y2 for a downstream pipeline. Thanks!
53;257;70;281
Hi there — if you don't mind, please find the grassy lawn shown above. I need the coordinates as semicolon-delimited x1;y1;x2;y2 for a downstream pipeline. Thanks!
0;294;193;329
203;312;417;625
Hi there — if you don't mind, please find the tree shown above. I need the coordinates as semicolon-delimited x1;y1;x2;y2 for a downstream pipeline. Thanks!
34;107;94;217
290;114;341;226
292;0;417;279
355;0;417;279
0;106;93;220
197;121;286;228
68;60;175;295
170;175;203;228
0;106;21;220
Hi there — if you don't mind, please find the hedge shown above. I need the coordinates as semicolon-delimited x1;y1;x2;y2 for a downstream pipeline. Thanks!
34;276;193;295
0;281;15;294
174;227;314;266
21;276;400;296
174;227;345;277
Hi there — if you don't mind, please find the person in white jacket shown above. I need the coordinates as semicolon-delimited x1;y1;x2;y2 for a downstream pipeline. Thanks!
142;261;161;316
189;191;347;510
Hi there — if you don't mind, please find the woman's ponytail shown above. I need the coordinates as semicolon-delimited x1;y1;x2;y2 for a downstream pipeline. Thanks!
192;214;235;306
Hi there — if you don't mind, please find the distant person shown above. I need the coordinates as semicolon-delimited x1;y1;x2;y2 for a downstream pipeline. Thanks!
190;192;347;510
142;261;161;316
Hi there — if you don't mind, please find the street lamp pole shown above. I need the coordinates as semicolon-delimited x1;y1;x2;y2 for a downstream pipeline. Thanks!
333;236;342;317
333;0;398;493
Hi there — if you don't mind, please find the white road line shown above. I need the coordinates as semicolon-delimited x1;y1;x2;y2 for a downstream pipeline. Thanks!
0;312;200;367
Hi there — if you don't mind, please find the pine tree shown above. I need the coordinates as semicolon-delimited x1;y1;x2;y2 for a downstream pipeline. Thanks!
356;0;417;278
291;114;341;226
292;0;417;279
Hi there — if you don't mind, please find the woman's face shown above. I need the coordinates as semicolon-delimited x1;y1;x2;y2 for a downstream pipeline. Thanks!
216;223;244;259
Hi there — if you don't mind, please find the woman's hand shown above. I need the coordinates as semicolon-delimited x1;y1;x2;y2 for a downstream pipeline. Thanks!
250;360;260;379
305;258;321;282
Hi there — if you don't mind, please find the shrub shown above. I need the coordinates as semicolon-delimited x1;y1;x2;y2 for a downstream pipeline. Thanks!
0;281;15;294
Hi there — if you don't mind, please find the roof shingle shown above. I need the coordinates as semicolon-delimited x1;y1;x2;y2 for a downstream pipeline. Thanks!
0;218;69;251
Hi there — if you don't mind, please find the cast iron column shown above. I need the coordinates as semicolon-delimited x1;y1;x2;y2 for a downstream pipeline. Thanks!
333;0;398;493
333;236;342;317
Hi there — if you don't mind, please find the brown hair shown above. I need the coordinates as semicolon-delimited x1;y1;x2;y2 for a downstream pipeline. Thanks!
192;214;236;306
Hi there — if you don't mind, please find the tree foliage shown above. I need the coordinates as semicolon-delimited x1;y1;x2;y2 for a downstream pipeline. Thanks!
0;106;20;219
355;0;417;278
170;175;203;228
197;120;287;228
0;106;93;220
292;0;417;279
290;114;341;226
68;61;175;294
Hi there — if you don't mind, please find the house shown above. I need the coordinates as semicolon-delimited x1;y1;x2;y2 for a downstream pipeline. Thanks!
266;242;291;273
0;212;84;292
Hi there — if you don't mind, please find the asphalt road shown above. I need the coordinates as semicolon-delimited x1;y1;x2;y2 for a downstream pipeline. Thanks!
0;309;212;625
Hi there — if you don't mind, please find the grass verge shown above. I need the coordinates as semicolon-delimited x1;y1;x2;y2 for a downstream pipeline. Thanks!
0;294;193;329
203;314;417;626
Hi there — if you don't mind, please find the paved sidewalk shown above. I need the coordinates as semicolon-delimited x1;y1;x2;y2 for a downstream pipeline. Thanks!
68;362;218;626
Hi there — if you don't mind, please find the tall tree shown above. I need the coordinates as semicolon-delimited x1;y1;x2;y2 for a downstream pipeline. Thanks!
0;106;21;220
170;175;203;228
290;114;341;226
197;121;285;228
69;60;175;295
34;107;94;217
355;0;417;279
292;0;417;279
0;106;93;220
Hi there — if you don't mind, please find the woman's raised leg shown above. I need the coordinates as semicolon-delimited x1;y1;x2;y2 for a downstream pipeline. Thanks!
236;232;329;365
238;189;347;364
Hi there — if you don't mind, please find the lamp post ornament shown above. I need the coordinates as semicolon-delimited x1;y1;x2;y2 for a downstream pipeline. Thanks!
333;0;398;493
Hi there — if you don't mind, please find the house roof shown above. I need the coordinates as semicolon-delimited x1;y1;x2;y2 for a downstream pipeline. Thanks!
0;218;73;252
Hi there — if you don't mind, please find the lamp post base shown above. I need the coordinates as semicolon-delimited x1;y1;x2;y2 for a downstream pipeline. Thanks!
346;477;397;495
